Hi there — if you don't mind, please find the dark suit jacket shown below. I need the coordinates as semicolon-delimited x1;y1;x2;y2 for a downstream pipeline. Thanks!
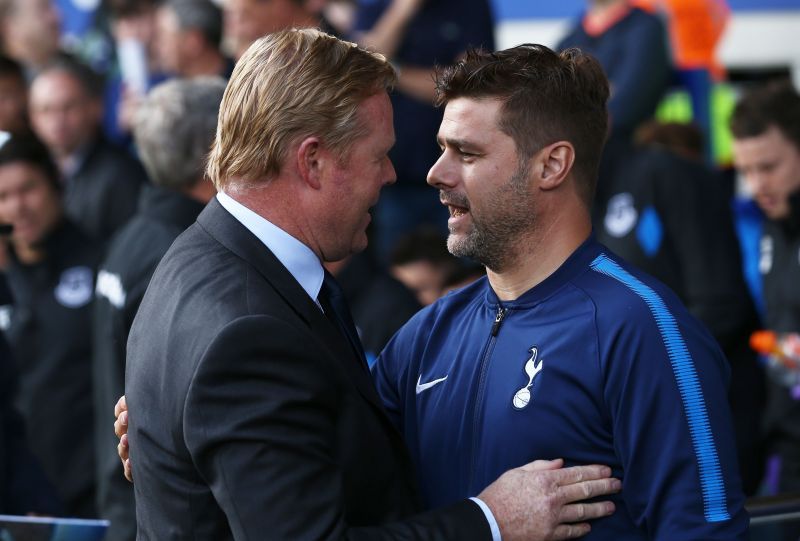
125;199;490;540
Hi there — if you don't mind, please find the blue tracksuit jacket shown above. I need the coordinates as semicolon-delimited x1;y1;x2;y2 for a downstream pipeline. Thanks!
374;236;748;539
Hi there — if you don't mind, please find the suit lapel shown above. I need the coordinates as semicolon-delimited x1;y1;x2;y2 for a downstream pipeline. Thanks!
195;199;390;417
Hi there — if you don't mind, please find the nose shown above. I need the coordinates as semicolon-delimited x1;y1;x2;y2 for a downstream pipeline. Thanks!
384;156;396;186
427;152;454;190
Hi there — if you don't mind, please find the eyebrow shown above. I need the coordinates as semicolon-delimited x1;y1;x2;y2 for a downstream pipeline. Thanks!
436;135;481;151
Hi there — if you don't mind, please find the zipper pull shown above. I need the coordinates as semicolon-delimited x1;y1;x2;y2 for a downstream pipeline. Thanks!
491;306;507;336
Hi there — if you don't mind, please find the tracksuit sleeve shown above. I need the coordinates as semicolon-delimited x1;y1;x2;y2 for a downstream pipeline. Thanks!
595;267;749;539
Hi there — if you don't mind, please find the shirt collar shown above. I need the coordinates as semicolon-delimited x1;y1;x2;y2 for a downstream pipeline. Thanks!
216;191;324;302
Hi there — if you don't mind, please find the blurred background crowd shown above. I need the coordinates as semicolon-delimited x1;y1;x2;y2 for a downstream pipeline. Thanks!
0;0;798;539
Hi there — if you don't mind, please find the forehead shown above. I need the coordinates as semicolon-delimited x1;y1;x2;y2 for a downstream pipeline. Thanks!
733;125;800;166
31;72;86;102
0;161;48;188
438;97;505;143
358;92;394;145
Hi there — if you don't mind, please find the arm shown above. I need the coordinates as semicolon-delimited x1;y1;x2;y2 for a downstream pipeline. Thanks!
595;269;749;539
606;13;672;135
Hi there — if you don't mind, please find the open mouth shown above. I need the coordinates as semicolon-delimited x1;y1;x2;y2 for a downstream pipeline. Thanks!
448;204;469;218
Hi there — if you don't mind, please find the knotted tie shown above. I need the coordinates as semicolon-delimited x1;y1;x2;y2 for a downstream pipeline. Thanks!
319;270;368;370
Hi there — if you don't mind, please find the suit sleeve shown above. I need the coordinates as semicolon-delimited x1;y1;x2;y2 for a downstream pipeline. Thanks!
183;315;490;541
597;282;749;539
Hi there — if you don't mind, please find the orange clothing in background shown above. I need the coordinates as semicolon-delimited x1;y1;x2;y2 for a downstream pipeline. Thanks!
635;0;729;78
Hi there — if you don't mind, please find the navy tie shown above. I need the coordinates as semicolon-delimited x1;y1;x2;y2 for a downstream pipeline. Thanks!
319;270;368;370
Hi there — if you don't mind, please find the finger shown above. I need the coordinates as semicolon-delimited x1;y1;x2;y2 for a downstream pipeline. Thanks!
117;437;129;462
558;500;615;523
114;395;127;417
124;458;133;483
558;478;621;503
553;464;612;486
519;458;564;472
551;523;591;540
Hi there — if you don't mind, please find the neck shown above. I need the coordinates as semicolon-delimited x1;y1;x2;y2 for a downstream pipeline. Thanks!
181;48;226;78
487;207;592;301
224;180;319;258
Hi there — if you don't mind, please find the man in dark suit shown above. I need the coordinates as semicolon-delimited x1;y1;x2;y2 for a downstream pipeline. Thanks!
123;28;619;540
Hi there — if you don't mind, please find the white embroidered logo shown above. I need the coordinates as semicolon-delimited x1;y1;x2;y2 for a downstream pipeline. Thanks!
604;193;638;238
416;374;448;395
54;266;94;308
512;347;544;410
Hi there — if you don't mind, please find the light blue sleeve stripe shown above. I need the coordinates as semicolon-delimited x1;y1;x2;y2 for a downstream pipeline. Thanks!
589;254;730;523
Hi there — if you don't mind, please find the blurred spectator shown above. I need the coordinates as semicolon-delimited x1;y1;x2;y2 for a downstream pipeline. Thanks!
596;136;765;494
93;76;224;541
104;0;165;145
638;0;729;162
0;273;62;516
29;57;145;243
0;133;101;517
155;0;234;79
389;227;460;307
223;0;331;59
0;0;62;78
352;0;495;261
634;120;704;163
0;54;29;135
327;252;421;365
731;80;800;497
558;0;672;142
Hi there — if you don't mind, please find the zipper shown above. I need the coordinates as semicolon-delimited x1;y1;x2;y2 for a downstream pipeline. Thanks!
491;306;507;336
469;304;507;490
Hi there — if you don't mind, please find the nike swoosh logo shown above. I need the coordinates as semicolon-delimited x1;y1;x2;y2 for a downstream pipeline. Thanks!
416;374;448;395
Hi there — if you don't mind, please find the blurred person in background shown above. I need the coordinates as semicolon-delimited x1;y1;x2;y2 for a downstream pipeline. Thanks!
0;54;29;135
93;76;224;541
731;81;800;500
104;0;165;146
155;0;234;79
29;56;146;243
351;0;495;262
389;227;462;307
0;132;100;517
0;271;62;516
0;0;62;79
558;0;672;144
223;0;334;59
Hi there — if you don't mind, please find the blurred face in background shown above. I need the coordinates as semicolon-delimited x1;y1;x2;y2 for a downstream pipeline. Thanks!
0;74;28;134
29;71;101;159
223;0;302;58
155;5;184;74
733;125;800;220
0;161;61;248
0;0;61;69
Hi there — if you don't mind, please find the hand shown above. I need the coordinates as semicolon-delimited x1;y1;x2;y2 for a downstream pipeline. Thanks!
114;395;133;482
478;459;620;541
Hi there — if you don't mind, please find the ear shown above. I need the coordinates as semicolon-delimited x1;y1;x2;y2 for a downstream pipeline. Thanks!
536;141;575;191
296;136;323;190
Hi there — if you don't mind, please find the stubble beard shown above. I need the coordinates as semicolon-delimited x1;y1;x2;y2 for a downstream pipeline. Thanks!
446;161;535;272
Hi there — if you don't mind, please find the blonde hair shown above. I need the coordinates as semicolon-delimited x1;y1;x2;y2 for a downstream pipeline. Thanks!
206;28;396;190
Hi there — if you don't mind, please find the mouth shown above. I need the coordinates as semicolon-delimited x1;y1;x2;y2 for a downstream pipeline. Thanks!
447;204;469;218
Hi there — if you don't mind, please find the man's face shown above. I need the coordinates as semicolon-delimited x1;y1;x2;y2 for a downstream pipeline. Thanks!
0;162;61;248
428;97;536;271
2;0;61;66
0;75;28;133
29;71;100;158
733;125;800;220
154;6;184;74
316;91;396;261
224;0;299;58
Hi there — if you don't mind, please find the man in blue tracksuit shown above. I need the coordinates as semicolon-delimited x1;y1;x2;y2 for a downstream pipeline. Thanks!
373;44;749;539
